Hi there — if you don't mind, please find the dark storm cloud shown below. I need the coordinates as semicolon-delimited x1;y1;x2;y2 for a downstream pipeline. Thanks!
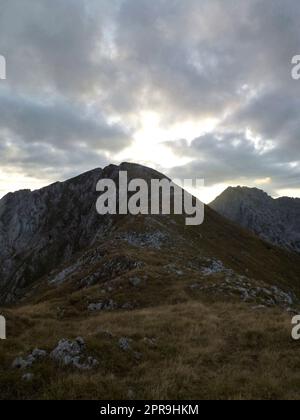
0;0;118;95
167;132;300;193
0;0;299;193
0;0;130;179
111;0;300;118
0;138;109;181
0;89;129;151
230;89;300;163
0;87;129;180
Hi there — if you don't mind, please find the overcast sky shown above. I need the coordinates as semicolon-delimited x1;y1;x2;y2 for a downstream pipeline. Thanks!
0;0;300;203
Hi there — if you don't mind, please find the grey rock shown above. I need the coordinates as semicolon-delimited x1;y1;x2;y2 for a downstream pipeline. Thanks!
80;255;143;289
201;259;225;276
88;303;104;312
12;357;31;370
75;337;85;347
86;356;99;368
165;264;184;276
119;337;131;351
50;337;98;370
190;265;297;310
50;337;85;362
31;348;47;359
211;186;300;254
120;231;168;250
49;262;81;285
12;348;47;369
103;300;117;310
88;300;117;312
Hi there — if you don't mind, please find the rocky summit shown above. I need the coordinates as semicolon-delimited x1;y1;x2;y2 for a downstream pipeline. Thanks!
210;186;300;254
1;163;300;400
0;163;165;303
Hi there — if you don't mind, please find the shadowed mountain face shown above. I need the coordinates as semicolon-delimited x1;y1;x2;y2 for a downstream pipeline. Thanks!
0;163;167;303
2;164;300;399
1;163;300;306
210;187;300;254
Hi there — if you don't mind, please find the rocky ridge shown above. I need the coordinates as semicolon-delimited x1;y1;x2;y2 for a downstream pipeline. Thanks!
210;186;300;253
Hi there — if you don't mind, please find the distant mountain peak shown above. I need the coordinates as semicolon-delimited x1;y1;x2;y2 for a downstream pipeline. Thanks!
210;186;300;253
223;186;272;199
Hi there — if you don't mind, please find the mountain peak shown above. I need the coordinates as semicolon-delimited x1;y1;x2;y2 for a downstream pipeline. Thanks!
211;186;300;253
223;185;271;199
0;163;172;303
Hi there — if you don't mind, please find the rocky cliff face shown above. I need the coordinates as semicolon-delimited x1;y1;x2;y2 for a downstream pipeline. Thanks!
0;163;166;303
0;167;102;303
210;187;300;253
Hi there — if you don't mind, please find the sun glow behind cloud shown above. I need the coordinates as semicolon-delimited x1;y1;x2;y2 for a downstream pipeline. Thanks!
0;0;300;203
117;110;220;170
133;111;219;143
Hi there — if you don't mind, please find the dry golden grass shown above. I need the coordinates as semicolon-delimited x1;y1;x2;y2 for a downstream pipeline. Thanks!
1;297;299;400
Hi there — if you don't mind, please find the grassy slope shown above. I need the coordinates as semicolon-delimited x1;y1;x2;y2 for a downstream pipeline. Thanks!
1;207;300;400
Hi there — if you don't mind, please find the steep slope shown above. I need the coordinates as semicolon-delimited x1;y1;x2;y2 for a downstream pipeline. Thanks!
1;164;300;304
210;186;300;254
0;167;103;303
1;164;300;399
0;163;166;303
